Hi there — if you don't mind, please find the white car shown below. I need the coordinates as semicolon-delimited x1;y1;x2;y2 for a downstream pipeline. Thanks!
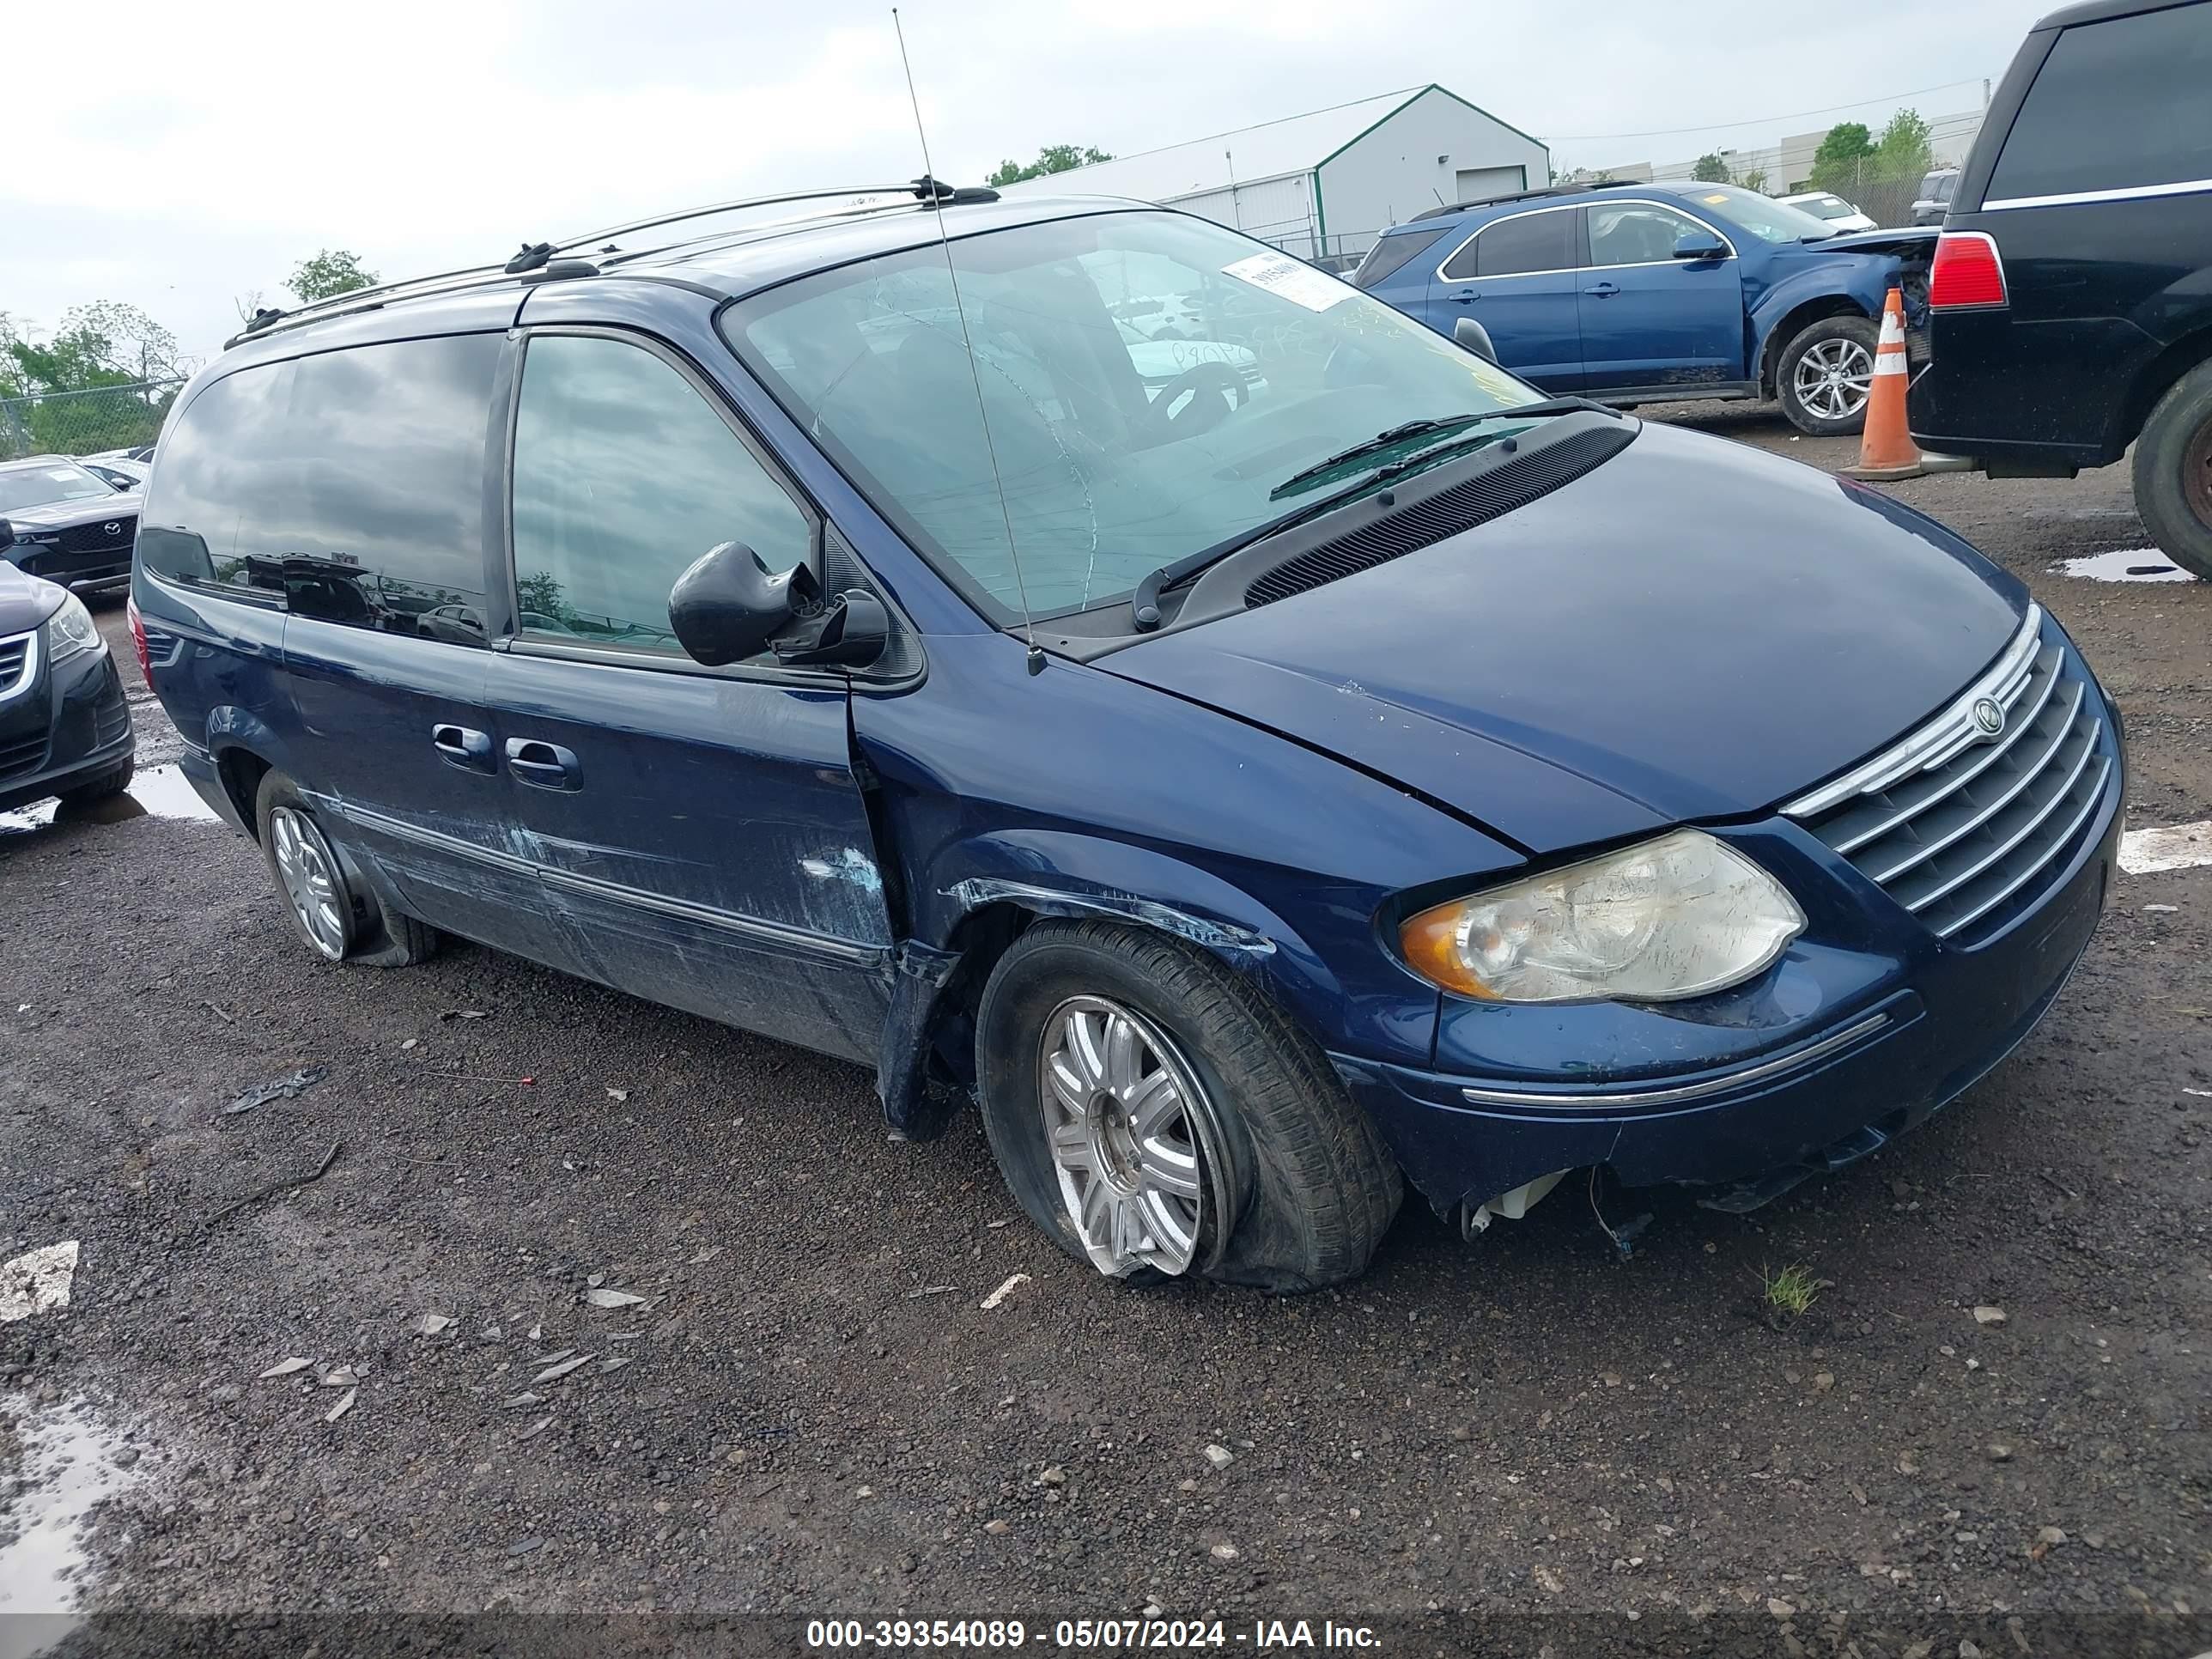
1778;191;1878;233
76;455;150;491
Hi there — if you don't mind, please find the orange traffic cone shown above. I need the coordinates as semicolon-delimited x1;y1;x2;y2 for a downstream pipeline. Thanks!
1844;286;1923;480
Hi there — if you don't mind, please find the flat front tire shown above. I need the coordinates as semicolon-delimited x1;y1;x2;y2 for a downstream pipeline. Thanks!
975;920;1402;1292
252;770;440;967
2132;361;2212;580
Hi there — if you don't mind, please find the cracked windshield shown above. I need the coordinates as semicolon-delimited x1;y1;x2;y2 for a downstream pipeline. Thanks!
731;212;1537;622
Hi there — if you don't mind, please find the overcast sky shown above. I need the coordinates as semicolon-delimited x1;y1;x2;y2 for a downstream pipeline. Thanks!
9;0;2039;368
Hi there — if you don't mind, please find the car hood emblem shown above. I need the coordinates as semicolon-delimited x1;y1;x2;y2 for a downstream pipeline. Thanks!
1972;696;2005;737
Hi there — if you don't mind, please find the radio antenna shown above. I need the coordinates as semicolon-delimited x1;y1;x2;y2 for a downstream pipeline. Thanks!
891;8;1046;676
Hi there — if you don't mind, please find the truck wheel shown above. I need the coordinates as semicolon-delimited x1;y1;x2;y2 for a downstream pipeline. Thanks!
975;920;1401;1292
2132;362;2212;580
252;770;440;967
1778;315;1879;436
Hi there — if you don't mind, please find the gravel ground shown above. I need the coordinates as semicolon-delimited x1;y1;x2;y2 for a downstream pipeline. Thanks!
3;408;2208;1657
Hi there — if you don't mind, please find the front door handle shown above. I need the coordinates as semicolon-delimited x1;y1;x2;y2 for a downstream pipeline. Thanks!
1583;281;1620;297
1449;289;1480;304
505;737;581;791
431;724;495;774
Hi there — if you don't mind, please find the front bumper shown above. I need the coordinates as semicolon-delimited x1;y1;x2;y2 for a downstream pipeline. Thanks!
1334;713;2123;1217
0;635;133;812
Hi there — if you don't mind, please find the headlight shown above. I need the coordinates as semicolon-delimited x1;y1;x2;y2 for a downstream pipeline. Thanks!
44;592;104;661
1400;829;1804;1004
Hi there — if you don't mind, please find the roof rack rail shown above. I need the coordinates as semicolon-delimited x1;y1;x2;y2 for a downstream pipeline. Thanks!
1409;182;1611;222
224;179;1001;351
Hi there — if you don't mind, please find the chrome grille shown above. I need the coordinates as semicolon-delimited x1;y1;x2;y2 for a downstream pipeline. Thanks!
0;631;30;701
1788;608;2113;943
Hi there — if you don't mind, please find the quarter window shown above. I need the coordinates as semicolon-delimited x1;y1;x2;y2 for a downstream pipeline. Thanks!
1441;210;1575;281
1587;204;1712;267
1988;7;2212;201
137;359;296;597
509;334;811;658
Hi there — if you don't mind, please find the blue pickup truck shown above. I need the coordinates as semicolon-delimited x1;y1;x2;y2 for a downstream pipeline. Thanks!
1353;182;1935;434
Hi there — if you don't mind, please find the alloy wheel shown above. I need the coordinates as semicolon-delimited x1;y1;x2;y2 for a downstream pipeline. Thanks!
1793;338;1875;422
269;805;349;961
1037;995;1222;1278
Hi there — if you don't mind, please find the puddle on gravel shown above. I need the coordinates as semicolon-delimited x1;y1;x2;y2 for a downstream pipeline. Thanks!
0;1396;139;1656
0;763;218;842
2052;549;2198;584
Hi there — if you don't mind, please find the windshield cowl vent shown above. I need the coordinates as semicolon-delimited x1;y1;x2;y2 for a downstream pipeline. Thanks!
1243;422;1636;610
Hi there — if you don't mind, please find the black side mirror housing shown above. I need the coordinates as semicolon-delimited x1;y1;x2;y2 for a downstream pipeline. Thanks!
0;520;15;555
1672;232;1728;261
669;540;823;666
775;591;890;668
1451;316;1498;362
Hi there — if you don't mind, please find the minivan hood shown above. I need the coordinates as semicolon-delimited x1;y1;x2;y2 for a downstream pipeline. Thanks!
1101;421;2024;854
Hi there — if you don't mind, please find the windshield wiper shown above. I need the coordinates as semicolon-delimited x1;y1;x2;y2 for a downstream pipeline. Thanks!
1266;415;1495;501
1129;428;1526;630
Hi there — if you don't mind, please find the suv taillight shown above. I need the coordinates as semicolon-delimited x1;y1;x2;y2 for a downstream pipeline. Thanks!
127;596;153;684
1929;231;2007;309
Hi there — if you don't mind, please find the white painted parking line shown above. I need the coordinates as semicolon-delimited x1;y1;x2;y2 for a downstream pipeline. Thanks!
2053;549;2197;583
2121;820;2212;875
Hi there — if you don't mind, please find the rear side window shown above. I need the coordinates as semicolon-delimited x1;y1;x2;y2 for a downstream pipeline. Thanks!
1988;6;2212;202
280;336;500;638
509;334;811;659
137;359;296;597
1350;226;1451;289
140;337;500;634
1442;210;1575;281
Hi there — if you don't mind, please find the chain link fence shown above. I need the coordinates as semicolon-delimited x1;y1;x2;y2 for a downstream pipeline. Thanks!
1808;161;1930;230
0;380;184;461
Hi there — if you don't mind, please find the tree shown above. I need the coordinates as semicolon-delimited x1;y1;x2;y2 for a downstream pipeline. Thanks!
289;249;380;303
986;144;1113;188
1692;153;1731;184
1808;121;1875;191
1875;109;1934;183
234;290;266;325
7;303;187;392
1736;167;1769;195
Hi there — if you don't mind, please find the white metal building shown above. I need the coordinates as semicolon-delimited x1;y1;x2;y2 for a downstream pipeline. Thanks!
998;85;1550;264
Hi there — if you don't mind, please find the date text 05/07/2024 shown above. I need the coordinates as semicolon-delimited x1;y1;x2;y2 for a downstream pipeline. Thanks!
803;1619;1383;1650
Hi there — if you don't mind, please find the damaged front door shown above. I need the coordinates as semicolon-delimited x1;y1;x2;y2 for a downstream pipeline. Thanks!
485;328;896;1061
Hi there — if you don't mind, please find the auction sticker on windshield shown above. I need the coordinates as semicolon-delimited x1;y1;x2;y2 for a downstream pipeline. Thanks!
1220;252;1352;313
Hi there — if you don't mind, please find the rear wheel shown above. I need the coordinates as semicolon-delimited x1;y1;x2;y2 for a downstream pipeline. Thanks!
975;920;1401;1292
2132;361;2212;580
252;771;440;966
1777;315;1878;436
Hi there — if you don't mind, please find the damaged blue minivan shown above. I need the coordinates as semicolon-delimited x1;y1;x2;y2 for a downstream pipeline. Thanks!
135;185;2122;1290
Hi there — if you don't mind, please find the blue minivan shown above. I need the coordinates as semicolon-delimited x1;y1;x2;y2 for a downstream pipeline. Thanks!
1353;183;1934;434
135;185;2120;1290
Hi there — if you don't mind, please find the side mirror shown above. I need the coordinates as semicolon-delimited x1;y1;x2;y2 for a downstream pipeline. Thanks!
1452;316;1498;363
112;477;136;493
775;591;890;669
1672;232;1728;262
0;520;15;556
669;540;822;666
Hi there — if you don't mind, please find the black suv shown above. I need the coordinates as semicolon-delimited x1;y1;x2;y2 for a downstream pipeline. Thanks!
1910;0;2212;575
0;455;143;594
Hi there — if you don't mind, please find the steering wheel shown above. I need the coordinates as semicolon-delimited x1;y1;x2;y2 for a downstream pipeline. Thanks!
1139;361;1247;441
